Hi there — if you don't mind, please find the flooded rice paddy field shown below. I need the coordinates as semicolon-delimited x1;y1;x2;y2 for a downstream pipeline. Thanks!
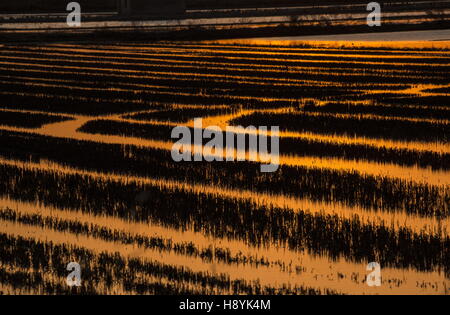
0;40;449;295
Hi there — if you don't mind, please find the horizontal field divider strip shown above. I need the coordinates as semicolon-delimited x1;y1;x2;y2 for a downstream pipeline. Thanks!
0;111;72;129
7;45;450;67
0;91;159;110
279;109;450;126
1;60;380;92
0;80;305;105
1;57;445;92
12;45;450;72
0;59;364;88
0;76;184;95
4;47;442;77
0;97;228;119
2;16;440;35
3;52;446;86
3;10;449;30
0;72;356;96
0;66;323;91
1;54;442;83
0;107;79;119
99;42;450;56
39;43;450;61
0;63;417;92
209;39;450;51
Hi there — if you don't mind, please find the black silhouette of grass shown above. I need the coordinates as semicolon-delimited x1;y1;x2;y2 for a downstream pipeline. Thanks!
124;107;237;123
303;102;450;120
0;233;336;295
0;111;71;129
0;42;449;295
231;112;449;142
78;119;450;170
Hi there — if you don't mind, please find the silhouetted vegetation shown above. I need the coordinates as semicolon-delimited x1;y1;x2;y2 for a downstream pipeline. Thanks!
231;112;449;142
0;165;448;274
124;107;237;123
79;119;450;170
0;111;71;128
0;42;448;295
303;102;450;120
0;233;335;295
423;87;450;93
379;96;450;108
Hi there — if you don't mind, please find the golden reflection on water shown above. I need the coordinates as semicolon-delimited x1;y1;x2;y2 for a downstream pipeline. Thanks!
0;156;447;237
1;198;449;295
1;115;449;186
0;40;449;295
43;112;450;188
